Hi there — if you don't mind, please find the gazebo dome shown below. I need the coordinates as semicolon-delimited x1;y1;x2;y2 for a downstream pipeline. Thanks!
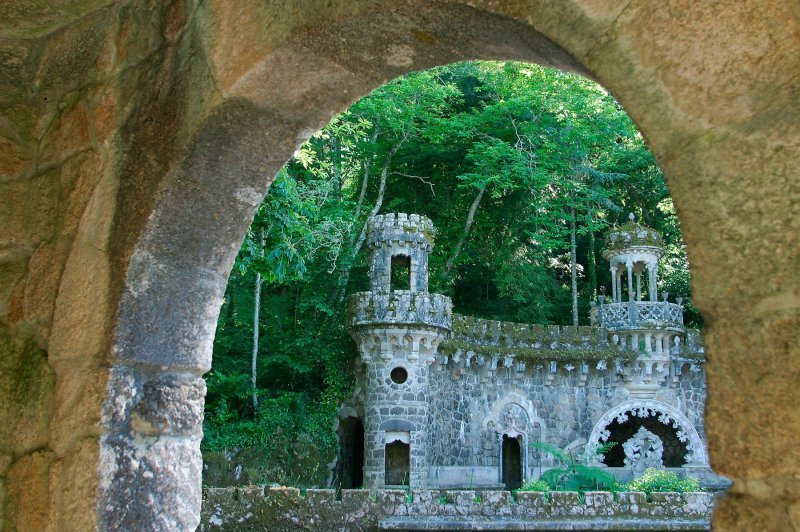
601;213;664;260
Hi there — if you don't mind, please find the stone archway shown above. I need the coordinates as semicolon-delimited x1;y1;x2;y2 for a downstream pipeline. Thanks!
0;1;797;530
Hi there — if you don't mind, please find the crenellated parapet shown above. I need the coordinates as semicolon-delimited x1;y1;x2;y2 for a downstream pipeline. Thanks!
367;213;435;248
201;486;714;530
347;290;452;330
347;291;453;364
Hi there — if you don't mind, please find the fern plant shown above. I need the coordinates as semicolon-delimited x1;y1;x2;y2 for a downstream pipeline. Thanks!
531;442;620;493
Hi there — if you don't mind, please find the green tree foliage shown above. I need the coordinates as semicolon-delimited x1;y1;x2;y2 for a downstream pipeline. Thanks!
203;61;699;487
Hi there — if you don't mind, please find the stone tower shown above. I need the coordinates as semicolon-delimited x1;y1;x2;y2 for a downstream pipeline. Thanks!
346;213;452;488
594;214;688;398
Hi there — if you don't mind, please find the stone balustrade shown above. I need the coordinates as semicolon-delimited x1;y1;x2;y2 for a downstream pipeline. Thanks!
347;290;453;330
201;487;715;530
593;301;684;330
439;314;633;362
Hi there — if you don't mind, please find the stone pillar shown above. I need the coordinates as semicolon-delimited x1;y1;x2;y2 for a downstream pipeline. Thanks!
610;266;618;302
636;271;642;301
649;263;659;302
626;261;634;302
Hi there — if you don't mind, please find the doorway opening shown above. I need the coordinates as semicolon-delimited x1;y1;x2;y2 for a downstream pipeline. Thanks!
385;435;411;486
337;417;365;489
502;434;523;490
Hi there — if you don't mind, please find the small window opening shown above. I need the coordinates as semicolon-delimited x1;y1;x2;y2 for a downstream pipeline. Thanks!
390;255;411;291
390;366;408;384
502;434;523;490
385;437;410;486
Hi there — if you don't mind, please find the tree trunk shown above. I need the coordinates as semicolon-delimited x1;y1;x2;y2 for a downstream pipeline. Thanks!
331;134;405;303
352;125;380;224
441;186;485;283
570;194;579;327
587;229;596;300
251;231;265;412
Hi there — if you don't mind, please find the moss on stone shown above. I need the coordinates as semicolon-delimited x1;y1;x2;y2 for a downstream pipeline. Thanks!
0;326;56;454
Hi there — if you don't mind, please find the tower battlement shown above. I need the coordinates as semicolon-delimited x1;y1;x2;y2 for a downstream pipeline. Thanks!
367;213;435;249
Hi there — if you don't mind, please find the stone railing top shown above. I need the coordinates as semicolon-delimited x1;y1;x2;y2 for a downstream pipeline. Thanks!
592;301;684;331
201;487;714;530
346;290;452;331
367;213;435;248
440;314;636;362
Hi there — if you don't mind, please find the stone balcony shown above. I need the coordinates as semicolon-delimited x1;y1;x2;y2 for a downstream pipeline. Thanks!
346;290;452;331
591;301;684;331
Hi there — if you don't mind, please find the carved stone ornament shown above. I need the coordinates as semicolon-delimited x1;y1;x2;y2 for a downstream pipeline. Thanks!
623;426;664;475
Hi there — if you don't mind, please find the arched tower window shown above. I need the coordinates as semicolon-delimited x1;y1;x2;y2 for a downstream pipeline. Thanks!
390;254;411;291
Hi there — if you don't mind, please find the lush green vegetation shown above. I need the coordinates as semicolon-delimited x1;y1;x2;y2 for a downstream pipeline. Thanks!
626;468;702;494
526;442;619;493
202;61;698;486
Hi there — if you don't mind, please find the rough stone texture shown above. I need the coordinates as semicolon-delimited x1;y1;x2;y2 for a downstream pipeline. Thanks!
199;487;716;530
0;0;797;529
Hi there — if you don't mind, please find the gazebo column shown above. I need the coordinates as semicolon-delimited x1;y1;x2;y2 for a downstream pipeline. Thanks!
610;266;618;302
626;261;634;302
649;263;659;302
636;270;642;301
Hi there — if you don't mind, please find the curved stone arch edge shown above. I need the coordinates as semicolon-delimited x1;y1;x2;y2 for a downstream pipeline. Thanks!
90;2;712;527
585;399;708;466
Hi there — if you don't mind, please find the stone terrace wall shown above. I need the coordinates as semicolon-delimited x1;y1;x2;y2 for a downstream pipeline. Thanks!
442;314;705;361
200;487;715;530
442;315;632;361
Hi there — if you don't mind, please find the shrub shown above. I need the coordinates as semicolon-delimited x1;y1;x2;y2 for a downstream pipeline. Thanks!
518;479;550;492
626;468;702;493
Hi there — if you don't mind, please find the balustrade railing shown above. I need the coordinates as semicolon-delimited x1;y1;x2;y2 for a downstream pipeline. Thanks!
594;301;684;330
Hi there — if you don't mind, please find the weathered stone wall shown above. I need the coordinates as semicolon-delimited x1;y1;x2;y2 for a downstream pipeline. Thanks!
0;0;797;529
200;487;715;530
425;361;707;473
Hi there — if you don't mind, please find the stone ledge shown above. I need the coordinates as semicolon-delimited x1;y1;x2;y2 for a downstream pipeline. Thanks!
199;487;715;530
379;517;709;530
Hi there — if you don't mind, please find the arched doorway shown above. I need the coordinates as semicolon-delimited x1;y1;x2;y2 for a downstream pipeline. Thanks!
337;417;365;489
502;434;523;490
385;436;411;486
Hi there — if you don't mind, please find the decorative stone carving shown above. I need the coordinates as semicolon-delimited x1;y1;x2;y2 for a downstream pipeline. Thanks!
586;400;708;466
623;427;664;475
499;402;529;438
